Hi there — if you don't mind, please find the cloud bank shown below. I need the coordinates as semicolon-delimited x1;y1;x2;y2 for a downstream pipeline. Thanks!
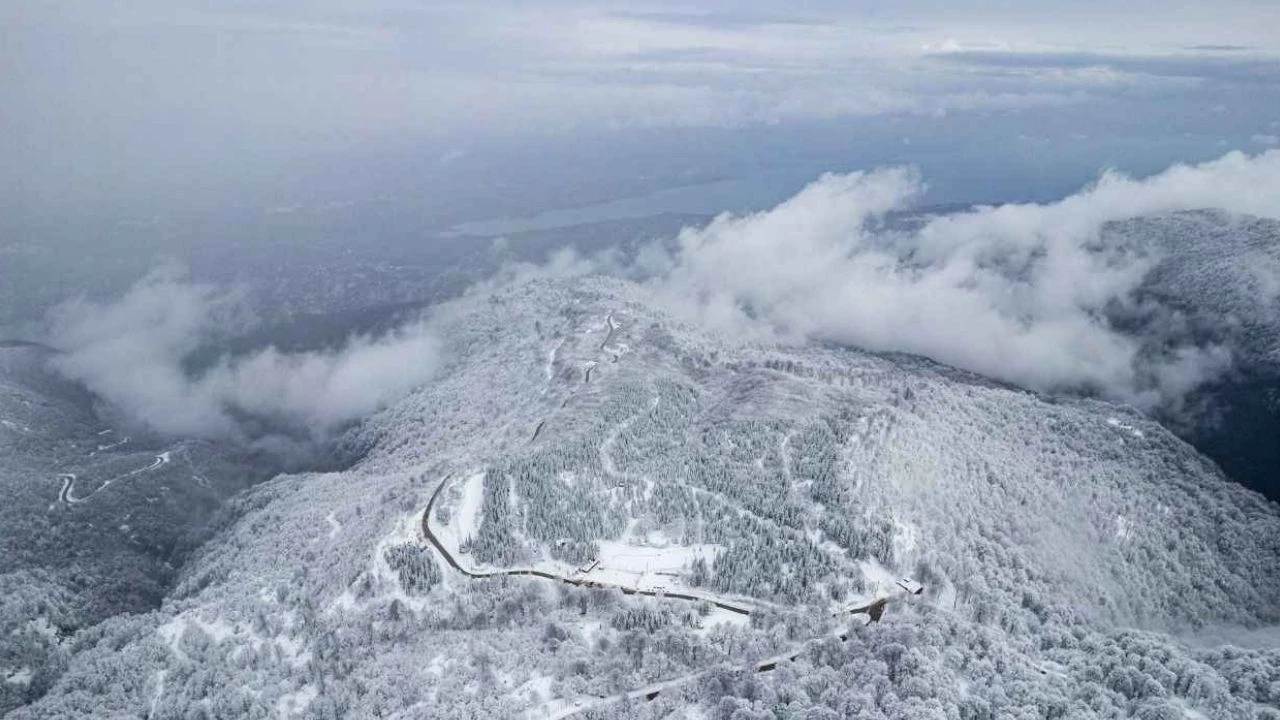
652;150;1280;409
49;270;441;453
10;0;1280;221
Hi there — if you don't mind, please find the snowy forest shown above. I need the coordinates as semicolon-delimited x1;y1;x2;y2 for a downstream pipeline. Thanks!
7;276;1279;718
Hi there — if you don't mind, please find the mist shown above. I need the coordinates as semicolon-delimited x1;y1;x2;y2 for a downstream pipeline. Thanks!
37;150;1280;456
650;150;1280;410
47;270;441;457
7;1;1280;228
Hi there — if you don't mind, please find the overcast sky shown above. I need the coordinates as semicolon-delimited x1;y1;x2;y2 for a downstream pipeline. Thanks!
5;1;1279;220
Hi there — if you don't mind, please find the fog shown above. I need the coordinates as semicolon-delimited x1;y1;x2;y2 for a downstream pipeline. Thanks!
651;150;1280;409
48;269;441;454
43;149;1280;450
9;1;1280;464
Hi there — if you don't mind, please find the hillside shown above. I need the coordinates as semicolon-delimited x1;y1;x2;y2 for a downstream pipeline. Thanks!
0;344;274;712
1116;211;1280;497
11;276;1280;719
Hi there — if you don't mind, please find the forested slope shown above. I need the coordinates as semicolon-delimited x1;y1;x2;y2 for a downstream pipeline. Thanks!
11;276;1280;718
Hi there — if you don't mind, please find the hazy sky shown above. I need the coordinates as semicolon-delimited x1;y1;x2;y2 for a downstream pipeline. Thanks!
5;1;1280;219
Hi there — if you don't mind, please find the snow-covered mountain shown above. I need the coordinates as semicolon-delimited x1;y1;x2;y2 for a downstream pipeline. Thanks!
1115;211;1280;497
9;276;1279;719
0;342;275;712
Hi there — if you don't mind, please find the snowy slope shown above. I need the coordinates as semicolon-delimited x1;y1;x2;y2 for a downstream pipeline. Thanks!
1110;211;1280;500
0;344;274;714
1120;210;1280;366
12;276;1280;719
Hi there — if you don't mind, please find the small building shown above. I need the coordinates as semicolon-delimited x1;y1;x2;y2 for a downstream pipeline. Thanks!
896;578;924;595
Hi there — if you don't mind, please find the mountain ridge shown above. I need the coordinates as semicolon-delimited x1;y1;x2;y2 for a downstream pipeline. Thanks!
12;274;1278;718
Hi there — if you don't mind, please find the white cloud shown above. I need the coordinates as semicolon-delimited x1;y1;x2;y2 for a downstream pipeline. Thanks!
650;150;1280;409
8;0;1280;218
49;270;441;451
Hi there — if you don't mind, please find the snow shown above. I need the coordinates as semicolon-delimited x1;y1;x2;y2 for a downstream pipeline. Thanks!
578;620;603;646
4;667;32;686
96;435;129;451
326;512;341;539
426;654;448;677
599;394;660;480
372;509;440;611
1114;515;1132;541
192;616;237;644
60;450;174;504
542;339;565;394
1170;697;1210;720
28;273;1280;718
891;518;919;558
858;558;901;597
455;471;485;542
580;539;719;592
274;635;313;669
935;580;959;612
147;670;166;719
274;684;317;717
425;477;743;605
545;671;699;720
694;606;751;635
434;471;486;558
1106;416;1145;438
896;578;924;595
157;617;189;659
29;616;58;640
157;612;310;668
515;675;555;704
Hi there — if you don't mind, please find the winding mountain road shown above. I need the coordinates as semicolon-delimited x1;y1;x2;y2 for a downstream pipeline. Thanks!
55;452;171;505
544;619;877;719
600;314;618;351
435;317;904;716
420;477;755;616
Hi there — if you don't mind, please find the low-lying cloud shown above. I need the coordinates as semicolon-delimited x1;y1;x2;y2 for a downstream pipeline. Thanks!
651;150;1280;410
44;150;1280;451
49;270;441;455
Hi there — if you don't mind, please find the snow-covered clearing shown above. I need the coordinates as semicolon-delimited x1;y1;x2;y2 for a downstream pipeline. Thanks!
434;471;485;556
579;539;719;593
694;606;751;635
858;558;901;598
891;518;918;559
514;675;556;706
147;670;166;719
29;617;59;640
425;475;741;606
1106;417;1145;438
542;339;565;394
1114;515;1132;541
